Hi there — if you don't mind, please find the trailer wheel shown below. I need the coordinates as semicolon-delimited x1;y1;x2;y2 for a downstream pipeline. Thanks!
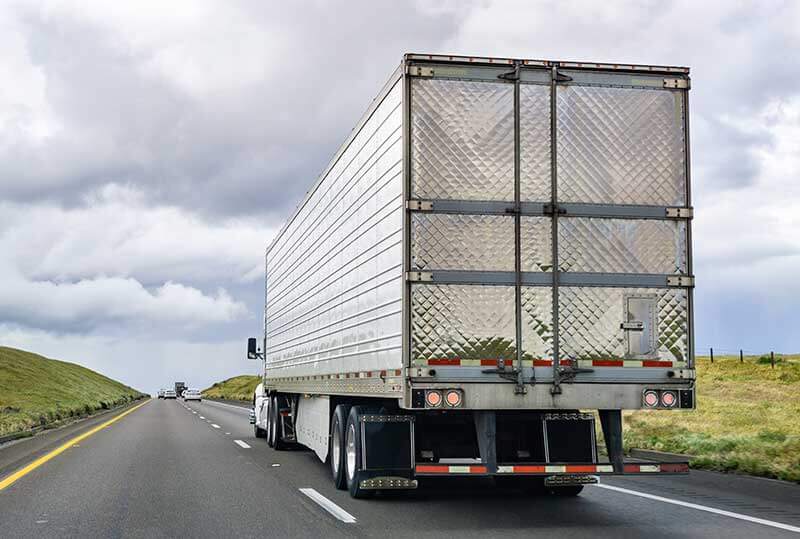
344;406;374;499
330;404;351;490
269;395;288;450
265;396;275;447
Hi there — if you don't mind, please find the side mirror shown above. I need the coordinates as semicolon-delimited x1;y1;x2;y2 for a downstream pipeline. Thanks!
247;337;261;360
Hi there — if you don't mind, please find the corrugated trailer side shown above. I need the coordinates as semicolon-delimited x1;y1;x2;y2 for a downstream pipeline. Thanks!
263;69;406;391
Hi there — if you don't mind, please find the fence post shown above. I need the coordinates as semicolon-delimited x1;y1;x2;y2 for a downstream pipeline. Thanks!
740;349;743;363
771;351;775;369
710;347;714;363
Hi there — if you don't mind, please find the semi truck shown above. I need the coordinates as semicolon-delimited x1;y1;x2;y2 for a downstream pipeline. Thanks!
248;53;695;498
175;382;186;398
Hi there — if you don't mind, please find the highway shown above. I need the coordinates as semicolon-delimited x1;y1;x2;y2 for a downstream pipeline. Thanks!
1;399;798;538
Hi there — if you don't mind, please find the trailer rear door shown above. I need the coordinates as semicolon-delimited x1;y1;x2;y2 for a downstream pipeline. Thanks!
406;60;692;389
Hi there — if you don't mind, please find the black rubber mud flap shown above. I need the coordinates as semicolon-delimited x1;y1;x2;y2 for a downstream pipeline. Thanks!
599;409;624;473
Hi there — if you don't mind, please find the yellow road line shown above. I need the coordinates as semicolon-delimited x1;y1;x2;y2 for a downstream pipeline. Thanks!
0;399;151;492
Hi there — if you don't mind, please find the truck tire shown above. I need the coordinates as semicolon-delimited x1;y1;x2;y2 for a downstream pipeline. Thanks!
254;422;266;439
344;406;373;499
330;404;351;490
269;395;287;450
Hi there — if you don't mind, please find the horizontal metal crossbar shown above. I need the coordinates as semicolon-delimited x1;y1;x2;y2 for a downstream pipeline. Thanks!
406;199;691;220
405;61;689;89
407;270;694;288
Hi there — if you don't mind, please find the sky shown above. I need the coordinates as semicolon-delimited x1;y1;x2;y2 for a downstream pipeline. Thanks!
0;0;798;393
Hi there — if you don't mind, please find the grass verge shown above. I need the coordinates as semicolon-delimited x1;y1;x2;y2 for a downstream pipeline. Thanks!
0;346;146;438
624;354;800;483
202;375;260;402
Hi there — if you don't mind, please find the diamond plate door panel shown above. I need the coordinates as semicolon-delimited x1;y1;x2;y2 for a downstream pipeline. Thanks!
557;86;686;206
411;214;515;271
411;285;516;364
559;218;687;274
520;84;552;202
558;287;687;363
521;286;553;361
520;216;553;272
411;79;514;201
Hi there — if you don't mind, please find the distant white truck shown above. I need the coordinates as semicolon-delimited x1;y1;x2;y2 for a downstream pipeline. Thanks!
249;53;695;498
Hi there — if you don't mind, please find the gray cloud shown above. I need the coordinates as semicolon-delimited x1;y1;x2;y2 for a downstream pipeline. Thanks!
0;0;799;390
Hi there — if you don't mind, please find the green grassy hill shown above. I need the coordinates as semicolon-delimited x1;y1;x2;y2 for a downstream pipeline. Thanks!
624;354;800;482
0;346;145;437
202;375;260;402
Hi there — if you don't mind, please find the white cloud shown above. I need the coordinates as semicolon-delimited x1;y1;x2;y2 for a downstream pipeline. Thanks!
0;185;267;333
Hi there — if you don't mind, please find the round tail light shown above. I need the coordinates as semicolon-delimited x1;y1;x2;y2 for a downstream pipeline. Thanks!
643;390;659;407
425;390;442;407
661;390;677;408
445;390;462;407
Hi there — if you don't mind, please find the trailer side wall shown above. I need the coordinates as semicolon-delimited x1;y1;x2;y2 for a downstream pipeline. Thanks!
264;79;405;380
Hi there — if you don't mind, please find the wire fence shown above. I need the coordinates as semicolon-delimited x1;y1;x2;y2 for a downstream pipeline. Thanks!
694;346;794;368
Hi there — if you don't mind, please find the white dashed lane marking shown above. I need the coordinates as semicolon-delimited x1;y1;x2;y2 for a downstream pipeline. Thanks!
211;424;220;429
299;488;356;524
234;440;250;449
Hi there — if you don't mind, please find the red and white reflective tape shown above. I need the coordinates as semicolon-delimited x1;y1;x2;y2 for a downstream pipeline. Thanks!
414;358;680;368
415;464;487;474
497;464;614;474
416;462;689;475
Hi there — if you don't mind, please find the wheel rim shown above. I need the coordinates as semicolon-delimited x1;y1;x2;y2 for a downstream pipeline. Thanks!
332;419;341;475
345;423;356;482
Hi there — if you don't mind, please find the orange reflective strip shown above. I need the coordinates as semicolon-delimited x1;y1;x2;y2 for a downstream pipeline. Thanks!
565;465;597;473
428;358;461;366
415;465;449;474
513;465;546;473
593;360;625;367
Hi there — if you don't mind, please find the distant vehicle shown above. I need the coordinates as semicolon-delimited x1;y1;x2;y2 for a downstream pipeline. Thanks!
157;389;165;399
174;382;186;399
248;53;696;499
163;389;177;399
183;389;202;402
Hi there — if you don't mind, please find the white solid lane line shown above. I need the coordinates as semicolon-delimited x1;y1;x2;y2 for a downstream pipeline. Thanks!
299;488;356;524
211;424;220;429
234;440;251;449
595;484;800;534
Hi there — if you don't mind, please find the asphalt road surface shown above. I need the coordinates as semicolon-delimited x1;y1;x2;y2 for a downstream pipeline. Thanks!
1;398;798;538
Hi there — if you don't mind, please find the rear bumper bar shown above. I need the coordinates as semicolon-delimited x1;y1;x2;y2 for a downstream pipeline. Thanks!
414;461;689;476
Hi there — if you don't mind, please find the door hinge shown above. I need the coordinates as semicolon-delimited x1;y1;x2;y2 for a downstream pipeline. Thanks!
664;78;690;90
666;275;695;288
498;66;520;81
406;271;433;282
543;203;567;216
666;207;694;219
407;66;434;77
554;71;573;83
406;199;433;211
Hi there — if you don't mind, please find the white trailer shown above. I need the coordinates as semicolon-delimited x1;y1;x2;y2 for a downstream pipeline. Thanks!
248;53;695;498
